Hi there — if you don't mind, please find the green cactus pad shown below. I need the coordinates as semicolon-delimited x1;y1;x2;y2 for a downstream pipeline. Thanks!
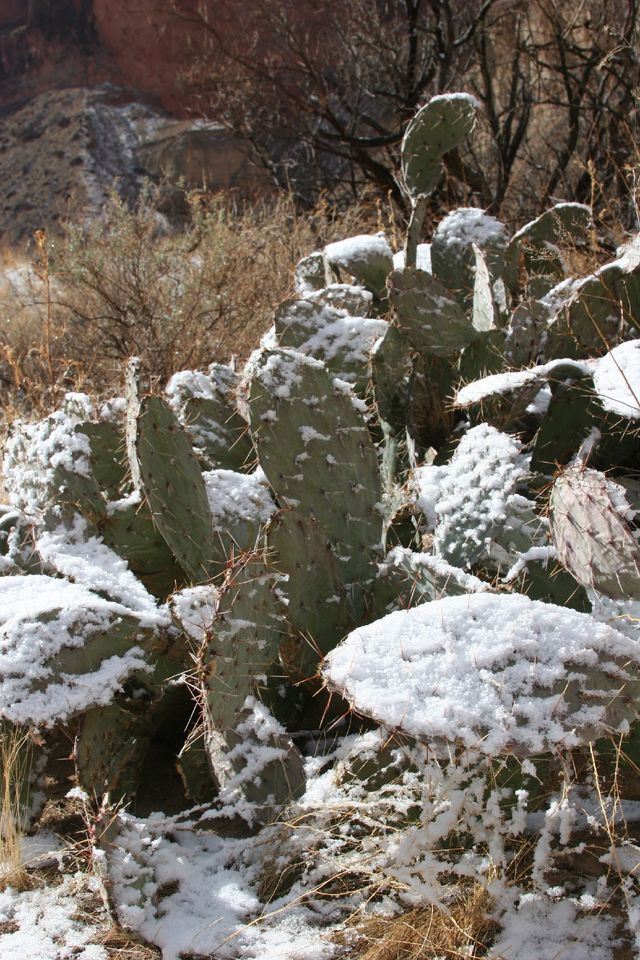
388;268;477;356
375;546;489;613
203;468;276;559
100;498;187;598
165;365;254;472
504;203;592;293
546;237;640;355
77;419;128;501
549;464;640;600
401;93;478;199
132;395;224;584
268;508;356;675
248;348;382;593
201;555;305;813
75;700;151;801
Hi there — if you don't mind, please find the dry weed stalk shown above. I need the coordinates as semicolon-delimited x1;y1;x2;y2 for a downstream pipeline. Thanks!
0;723;33;892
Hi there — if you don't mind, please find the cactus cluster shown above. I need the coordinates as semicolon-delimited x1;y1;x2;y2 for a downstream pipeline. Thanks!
2;93;640;952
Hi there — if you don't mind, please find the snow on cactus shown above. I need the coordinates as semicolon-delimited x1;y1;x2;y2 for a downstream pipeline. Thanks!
593;338;640;419
323;592;640;757
0;574;165;726
433;423;538;568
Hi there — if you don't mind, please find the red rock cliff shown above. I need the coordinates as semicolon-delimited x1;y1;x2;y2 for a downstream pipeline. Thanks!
0;0;203;114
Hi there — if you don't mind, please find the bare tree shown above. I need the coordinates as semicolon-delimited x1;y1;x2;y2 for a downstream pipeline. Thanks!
169;0;640;227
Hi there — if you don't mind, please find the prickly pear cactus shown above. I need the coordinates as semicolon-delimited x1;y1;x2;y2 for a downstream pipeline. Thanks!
0;574;166;727
549;464;640;600
248;348;382;598
430;207;509;303
323;234;393;299
129;392;224;584
200;554;305;819
165;364;254;471
401;93;478;200
3;397;106;528
433;424;539;569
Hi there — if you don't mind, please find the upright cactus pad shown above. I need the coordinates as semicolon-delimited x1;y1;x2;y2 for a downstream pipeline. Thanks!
400;93;478;199
248;348;382;596
504;202;591;294
201;555;305;816
388;268;477;356
130;394;224;584
165;365;254;471
549;464;640;600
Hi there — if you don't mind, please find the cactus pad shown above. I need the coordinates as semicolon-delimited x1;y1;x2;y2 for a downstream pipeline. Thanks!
549;464;640;599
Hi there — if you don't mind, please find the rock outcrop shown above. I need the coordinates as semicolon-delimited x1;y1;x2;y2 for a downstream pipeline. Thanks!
0;85;266;248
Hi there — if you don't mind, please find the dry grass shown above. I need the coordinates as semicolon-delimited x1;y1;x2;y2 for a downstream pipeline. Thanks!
0;723;33;892
341;884;497;960
0;188;386;422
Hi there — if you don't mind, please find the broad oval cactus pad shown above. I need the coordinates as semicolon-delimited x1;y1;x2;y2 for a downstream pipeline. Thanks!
323;592;640;756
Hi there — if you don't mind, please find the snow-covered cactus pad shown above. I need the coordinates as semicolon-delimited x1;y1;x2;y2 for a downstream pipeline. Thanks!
165;364;253;471
592;338;640;420
549;464;640;599
323;234;393;299
0;574;166;726
3;394;106;526
433;424;538;569
323;592;640;756
203;468;276;557
274;296;387;385
430;207;509;302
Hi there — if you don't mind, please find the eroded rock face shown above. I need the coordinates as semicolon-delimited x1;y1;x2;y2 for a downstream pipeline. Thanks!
0;0;193;113
0;85;264;247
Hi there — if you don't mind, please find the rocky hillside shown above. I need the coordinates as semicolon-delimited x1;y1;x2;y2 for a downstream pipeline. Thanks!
0;84;265;247
0;2;267;248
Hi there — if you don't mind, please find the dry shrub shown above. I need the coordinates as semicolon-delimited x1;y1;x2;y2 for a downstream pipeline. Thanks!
0;187;383;421
343;884;497;960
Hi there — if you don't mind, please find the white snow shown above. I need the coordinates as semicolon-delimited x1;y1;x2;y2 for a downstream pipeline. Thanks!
433;207;509;256
323;592;640;756
35;517;167;628
455;358;593;407
203;469;276;529
0;575;152;725
593;339;640;419
488;893;619;960
393;244;432;272
0;874;109;960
